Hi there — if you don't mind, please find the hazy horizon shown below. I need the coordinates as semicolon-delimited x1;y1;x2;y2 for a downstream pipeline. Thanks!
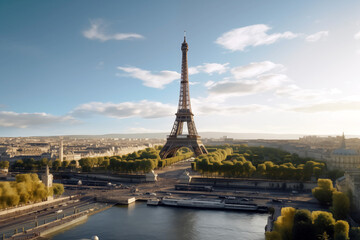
2;131;358;140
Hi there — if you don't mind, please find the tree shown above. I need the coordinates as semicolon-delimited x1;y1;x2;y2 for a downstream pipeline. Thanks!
0;173;53;209
40;158;48;167
312;179;335;205
265;231;281;240
334;220;349;240
312;211;335;238
52;183;64;196
274;207;296;240
331;192;350;220
13;159;24;170
256;163;266;176
292;209;315;240
0;161;9;169
62;160;70;169
101;159;110;170
53;160;61;171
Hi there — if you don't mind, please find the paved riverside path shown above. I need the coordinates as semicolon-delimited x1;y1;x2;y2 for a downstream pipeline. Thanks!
0;199;103;240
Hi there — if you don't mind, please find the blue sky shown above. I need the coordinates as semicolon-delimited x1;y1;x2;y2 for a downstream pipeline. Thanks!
1;0;360;137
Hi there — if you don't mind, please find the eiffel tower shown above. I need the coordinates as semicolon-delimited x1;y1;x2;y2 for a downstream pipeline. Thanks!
159;35;208;159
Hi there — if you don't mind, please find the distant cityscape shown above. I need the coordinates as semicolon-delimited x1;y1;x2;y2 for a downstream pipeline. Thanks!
2;133;360;171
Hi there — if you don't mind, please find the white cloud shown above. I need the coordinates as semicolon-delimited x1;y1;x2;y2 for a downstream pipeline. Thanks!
231;61;285;79
290;99;360;113
189;81;200;86
276;84;341;101
205;81;215;87
83;19;144;42
354;31;360;40
305;31;329;42
117;66;180;89
191;96;271;116
208;74;289;97
0;112;75;128
71;100;175;119
189;63;229;75
215;24;298;51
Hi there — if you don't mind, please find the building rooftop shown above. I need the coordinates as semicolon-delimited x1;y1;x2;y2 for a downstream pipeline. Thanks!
333;148;358;155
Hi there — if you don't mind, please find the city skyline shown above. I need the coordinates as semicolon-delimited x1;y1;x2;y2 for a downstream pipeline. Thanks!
1;1;360;137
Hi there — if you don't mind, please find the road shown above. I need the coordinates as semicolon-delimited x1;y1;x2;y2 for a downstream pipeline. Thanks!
0;197;106;239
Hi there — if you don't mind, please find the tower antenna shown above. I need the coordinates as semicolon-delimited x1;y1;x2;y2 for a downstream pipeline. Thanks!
184;30;186;41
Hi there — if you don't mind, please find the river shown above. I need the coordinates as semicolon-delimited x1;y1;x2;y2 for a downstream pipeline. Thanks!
50;203;267;240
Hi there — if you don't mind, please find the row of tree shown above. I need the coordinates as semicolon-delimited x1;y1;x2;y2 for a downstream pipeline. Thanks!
192;152;256;178
158;152;194;168
192;149;326;180
78;147;192;173
9;146;193;174
0;174;64;209
312;179;350;220
256;161;325;181
225;144;314;165
266;207;352;240
213;145;347;181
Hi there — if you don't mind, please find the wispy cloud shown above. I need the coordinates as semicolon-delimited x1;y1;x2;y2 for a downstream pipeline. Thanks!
0;112;76;128
189;63;229;75
83;19;144;42
354;31;360;40
305;31;329;42
276;85;341;101
231;61;285;79
117;66;180;89
290;99;360;113
192;98;270;115
215;24;298;51
71;100;175;119
207;74;289;97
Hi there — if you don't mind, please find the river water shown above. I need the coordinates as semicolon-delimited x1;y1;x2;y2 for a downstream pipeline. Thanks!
50;203;267;240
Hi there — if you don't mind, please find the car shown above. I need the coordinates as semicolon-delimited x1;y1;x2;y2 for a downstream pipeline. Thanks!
241;198;250;201
56;209;63;213
166;193;172;196
272;199;282;203
150;193;157;196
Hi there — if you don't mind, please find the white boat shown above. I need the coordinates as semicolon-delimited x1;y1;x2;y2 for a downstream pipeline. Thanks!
161;198;262;212
161;199;178;206
224;204;258;211
177;200;224;209
147;199;160;206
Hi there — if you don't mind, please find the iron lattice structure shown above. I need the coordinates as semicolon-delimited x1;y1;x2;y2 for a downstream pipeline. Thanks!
159;37;208;159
